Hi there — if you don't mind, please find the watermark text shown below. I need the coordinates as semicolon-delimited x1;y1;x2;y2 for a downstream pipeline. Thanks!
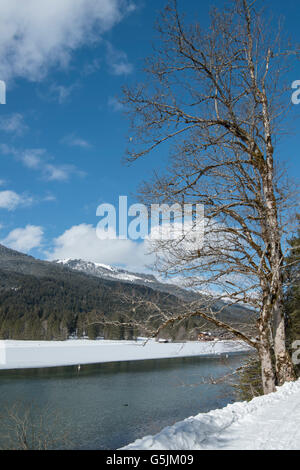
0;80;6;104
96;196;204;243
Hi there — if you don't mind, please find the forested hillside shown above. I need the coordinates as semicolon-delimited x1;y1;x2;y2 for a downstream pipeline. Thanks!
0;244;256;340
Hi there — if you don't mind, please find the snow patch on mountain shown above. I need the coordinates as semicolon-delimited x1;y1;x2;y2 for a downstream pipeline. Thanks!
94;262;115;272
54;258;157;285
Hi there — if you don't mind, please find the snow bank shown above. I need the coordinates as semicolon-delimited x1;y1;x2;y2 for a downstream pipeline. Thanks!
122;378;300;450
0;339;250;370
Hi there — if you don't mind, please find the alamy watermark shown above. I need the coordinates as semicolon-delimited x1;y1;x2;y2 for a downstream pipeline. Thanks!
291;80;300;104
96;196;204;243
0;80;6;104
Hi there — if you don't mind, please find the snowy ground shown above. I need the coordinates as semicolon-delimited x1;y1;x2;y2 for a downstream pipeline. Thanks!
123;378;300;450
0;338;251;370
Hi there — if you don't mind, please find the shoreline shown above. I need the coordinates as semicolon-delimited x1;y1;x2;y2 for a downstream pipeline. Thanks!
0;338;252;371
122;379;300;450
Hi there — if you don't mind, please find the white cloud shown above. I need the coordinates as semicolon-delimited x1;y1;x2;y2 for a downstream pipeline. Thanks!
0;190;33;211
21;149;44;169
0;145;84;182
2;225;44;252
82;58;101;76
43;193;57;202
21;149;83;181
47;82;79;104
0;0;135;82
0;113;27;135
108;96;124;112
106;42;133;76
44;163;85;181
46;223;153;271
61;134;91;148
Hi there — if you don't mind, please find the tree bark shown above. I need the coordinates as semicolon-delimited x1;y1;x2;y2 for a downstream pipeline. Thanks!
273;293;296;384
257;317;276;394
261;159;295;384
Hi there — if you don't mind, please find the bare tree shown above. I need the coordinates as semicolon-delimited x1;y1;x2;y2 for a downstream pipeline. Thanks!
0;402;72;450
86;289;257;344
122;0;299;393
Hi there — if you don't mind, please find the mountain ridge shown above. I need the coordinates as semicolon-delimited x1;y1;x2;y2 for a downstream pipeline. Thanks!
52;257;255;321
0;244;256;340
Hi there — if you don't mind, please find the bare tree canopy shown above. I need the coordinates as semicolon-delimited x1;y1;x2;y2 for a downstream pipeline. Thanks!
121;0;300;394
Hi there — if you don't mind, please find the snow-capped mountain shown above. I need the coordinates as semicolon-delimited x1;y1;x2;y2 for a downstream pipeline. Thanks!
53;258;200;300
52;258;255;325
54;258;157;287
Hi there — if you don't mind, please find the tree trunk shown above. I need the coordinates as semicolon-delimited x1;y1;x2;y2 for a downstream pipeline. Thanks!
273;294;296;385
261;174;295;384
257;317;276;394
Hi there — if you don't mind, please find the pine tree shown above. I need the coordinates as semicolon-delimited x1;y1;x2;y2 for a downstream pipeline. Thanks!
285;215;300;376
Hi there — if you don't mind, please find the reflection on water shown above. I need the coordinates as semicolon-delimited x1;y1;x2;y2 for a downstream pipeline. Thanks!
0;354;248;449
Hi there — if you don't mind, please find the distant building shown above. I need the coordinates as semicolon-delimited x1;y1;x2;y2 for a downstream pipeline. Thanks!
197;332;214;342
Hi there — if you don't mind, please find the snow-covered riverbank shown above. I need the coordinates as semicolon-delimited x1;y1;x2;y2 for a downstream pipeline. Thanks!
0;338;251;370
123;378;300;450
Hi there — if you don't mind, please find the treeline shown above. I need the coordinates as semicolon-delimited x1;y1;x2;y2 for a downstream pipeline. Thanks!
285;216;300;377
0;265;255;341
0;242;257;341
0;270;177;341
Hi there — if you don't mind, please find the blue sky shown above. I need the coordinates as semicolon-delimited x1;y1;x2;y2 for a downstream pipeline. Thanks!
0;0;299;272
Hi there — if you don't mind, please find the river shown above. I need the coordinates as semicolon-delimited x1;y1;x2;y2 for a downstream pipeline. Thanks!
0;353;248;449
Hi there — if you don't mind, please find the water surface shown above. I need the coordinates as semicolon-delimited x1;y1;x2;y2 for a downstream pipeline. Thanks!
0;354;247;449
